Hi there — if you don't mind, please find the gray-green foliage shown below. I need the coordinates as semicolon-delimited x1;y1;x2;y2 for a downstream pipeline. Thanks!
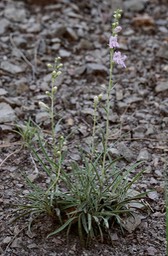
14;9;148;246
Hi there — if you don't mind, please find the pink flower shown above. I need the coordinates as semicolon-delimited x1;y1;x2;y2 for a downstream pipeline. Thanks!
113;51;127;68
114;26;122;33
109;36;119;48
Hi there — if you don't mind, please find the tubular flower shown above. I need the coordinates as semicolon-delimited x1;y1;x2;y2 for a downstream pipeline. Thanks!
113;51;127;68
113;26;122;33
109;36;119;48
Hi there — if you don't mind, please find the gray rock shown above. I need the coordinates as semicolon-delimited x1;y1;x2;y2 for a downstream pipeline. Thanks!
11;237;23;248
117;142;135;162
0;18;10;35
121;213;141;233
125;96;143;104
59;49;71;58
1;61;24;74
12;36;27;48
155;81;168;92
86;63;107;75
148;191;159;200
0;103;16;123
108;147;120;158
157;43;168;60
2;236;12;244
124;0;147;12
66;27;78;40
137;149;151;161
4;5;27;22
0;88;8;96
77;39;92;50
35;112;49;123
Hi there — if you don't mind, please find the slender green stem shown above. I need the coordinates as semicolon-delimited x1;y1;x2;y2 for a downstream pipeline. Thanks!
91;102;98;159
102;48;114;179
165;164;168;254
51;81;55;144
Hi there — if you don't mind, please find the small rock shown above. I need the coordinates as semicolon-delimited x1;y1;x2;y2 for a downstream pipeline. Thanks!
154;169;162;177
0;88;8;96
66;27;78;40
59;49;71;58
81;108;95;116
148;191;159;200
15;78;29;94
27;173;39;182
157;43;168;60
4;5;27;22
11;237;23;248
27;243;38;249
108;147;120;158
86;63;107;75
117;142;135;162
0;18;10;35
146;246;158;256
35;112;49;123
12;35;27;48
3;236;12;244
77;39;92;50
122;213;141;233
1;61;24;74
0;103;16;123
124;0;146;12
125;96;143;104
137;149;151;161
155;81;168;92
51;23;66;37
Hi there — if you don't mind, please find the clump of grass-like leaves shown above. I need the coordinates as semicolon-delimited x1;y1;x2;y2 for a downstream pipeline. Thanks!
14;9;147;246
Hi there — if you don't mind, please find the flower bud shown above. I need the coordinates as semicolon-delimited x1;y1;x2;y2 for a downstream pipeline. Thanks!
52;70;57;75
52;86;58;93
57;71;62;76
94;96;99;105
47;63;53;68
39;101;49;110
98;94;102;100
57;63;63;69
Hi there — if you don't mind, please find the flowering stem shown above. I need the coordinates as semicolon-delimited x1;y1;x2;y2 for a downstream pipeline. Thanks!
102;48;114;179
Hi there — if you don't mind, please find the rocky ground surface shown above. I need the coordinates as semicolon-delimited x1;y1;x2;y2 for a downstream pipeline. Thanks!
0;0;168;255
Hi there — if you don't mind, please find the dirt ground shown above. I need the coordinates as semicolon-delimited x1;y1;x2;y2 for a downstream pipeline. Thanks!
0;0;167;255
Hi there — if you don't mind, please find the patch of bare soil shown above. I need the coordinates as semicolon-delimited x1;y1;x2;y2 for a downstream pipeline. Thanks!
0;0;167;255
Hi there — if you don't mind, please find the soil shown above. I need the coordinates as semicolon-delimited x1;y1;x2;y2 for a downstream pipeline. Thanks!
0;0;167;255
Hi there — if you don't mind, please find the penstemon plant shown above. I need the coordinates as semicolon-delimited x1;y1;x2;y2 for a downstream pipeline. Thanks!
101;9;126;181
14;9;147;246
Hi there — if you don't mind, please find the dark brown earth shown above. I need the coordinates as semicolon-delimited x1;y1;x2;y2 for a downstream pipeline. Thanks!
0;0;167;255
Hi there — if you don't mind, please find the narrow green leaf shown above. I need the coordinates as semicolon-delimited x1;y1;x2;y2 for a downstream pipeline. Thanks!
47;216;77;238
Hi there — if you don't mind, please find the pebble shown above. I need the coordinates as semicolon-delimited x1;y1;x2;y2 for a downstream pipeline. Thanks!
11;238;23;248
59;49;71;58
3;236;12;244
0;18;9;35
155;81;168;92
137;149;151;161
4;5;27;22
117;142;135;162
108;147;120;158
123;0;146;12
86;63;107;75
0;103;16;123
147;246;158;256
35;111;49;123
157;43;168;60
1;61;24;74
0;88;8;96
